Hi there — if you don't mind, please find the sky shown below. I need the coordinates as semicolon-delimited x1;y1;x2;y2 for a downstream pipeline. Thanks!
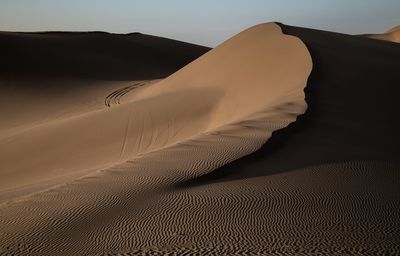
1;0;399;46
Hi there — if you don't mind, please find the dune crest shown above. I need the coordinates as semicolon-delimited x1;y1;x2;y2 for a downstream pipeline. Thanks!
133;23;312;128
365;25;400;43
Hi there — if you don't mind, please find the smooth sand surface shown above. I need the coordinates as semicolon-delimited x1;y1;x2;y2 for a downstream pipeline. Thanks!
365;25;400;43
1;22;399;255
0;78;146;139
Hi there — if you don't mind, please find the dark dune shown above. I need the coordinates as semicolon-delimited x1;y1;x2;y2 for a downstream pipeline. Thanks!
0;31;210;81
179;23;400;187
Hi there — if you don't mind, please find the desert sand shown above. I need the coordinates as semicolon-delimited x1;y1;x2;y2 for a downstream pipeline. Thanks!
365;25;400;43
0;31;208;202
0;22;399;255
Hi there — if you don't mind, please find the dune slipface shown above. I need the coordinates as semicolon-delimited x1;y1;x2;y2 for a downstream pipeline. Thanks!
0;23;312;255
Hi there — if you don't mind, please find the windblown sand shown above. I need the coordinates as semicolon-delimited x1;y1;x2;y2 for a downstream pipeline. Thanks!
0;22;399;255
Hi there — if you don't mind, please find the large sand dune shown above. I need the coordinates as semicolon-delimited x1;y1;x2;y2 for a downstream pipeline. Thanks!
0;22;310;201
1;22;399;255
0;23;313;254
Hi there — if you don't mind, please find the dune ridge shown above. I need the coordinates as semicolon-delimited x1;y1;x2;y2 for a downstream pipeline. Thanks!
364;25;400;43
0;23;313;255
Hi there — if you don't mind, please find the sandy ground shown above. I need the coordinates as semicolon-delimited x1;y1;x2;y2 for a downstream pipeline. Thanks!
1;22;399;255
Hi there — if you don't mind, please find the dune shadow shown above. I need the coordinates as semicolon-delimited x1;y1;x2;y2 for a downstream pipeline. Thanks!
174;80;314;189
175;23;400;189
0;31;210;81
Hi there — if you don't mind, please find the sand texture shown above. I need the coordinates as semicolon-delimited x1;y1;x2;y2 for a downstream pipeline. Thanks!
1;22;399;255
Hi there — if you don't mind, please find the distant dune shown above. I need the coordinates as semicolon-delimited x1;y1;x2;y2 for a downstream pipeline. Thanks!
364;25;400;43
0;22;399;255
0;31;210;80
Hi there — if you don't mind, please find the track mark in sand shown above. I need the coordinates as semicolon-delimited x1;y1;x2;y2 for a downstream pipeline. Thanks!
104;82;146;107
118;111;133;161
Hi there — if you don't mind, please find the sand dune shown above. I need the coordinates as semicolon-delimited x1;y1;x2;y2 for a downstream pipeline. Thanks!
0;23;313;254
1;22;399;255
0;31;209;80
364;25;400;43
0;32;208;198
0;22;310;200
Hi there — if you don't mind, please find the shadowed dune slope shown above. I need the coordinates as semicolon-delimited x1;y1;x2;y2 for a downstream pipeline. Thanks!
365;25;400;43
0;31;210;80
183;23;400;185
163;25;400;254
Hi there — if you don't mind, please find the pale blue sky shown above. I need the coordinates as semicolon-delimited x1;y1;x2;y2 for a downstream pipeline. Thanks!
1;0;399;46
